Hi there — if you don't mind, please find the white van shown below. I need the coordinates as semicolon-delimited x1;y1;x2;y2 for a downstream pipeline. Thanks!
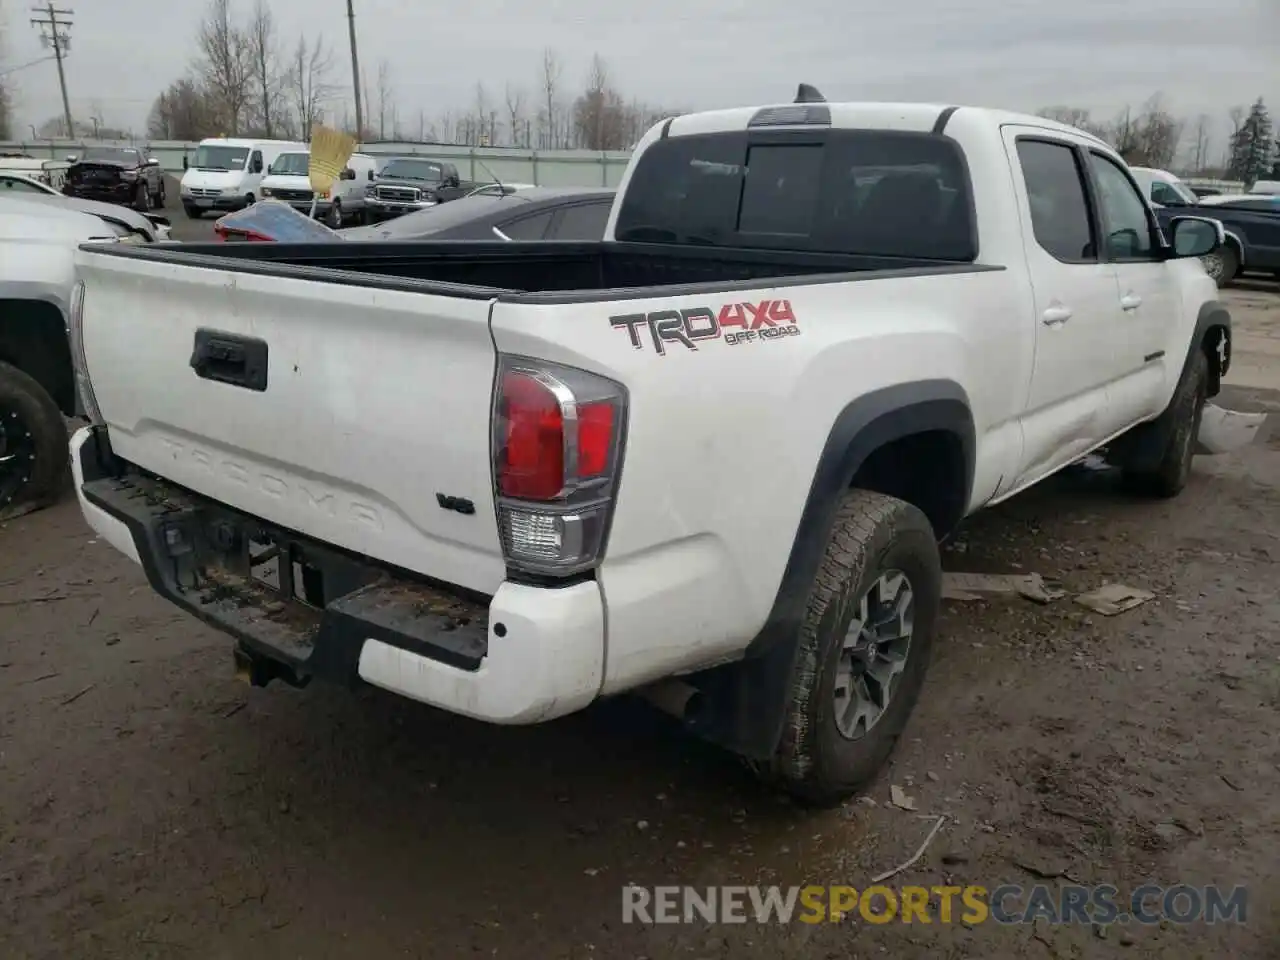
259;151;378;228
179;138;306;219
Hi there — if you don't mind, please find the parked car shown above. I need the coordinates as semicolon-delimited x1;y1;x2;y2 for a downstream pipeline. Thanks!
1132;167;1280;285
0;193;167;513
1248;180;1280;196
363;157;486;219
339;187;615;241
9;192;171;242
68;88;1229;805
0;154;70;191
180;137;307;219
62;146;164;212
260;151;378;227
0;172;61;196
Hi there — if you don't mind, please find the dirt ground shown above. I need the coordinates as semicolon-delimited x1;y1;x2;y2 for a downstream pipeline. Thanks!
2;288;1279;960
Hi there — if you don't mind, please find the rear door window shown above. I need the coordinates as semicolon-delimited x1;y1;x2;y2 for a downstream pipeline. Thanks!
1014;140;1096;263
613;130;977;260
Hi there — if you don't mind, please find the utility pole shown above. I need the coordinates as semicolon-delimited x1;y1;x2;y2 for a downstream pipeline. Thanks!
345;0;364;139
29;3;75;139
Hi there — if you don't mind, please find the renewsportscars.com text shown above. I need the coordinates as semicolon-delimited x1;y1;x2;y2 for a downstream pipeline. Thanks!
622;884;1248;926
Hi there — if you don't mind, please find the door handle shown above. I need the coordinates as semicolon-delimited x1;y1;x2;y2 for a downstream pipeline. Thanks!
1042;305;1073;326
1120;294;1143;312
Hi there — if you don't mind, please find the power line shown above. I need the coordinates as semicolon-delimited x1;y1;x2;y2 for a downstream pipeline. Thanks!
29;3;74;138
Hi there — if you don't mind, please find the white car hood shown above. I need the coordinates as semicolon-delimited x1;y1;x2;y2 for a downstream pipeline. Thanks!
181;169;244;191
262;173;313;191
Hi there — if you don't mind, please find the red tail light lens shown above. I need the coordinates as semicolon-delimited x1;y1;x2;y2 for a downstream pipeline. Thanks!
576;403;615;478
498;371;565;499
492;357;628;578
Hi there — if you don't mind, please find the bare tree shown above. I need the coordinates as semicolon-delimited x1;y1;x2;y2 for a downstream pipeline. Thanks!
288;34;335;139
148;76;218;140
375;59;394;139
571;54;631;150
245;0;287;137
196;0;252;134
469;81;491;145
504;83;526;147
1187;114;1212;173
1036;106;1109;139
538;47;562;149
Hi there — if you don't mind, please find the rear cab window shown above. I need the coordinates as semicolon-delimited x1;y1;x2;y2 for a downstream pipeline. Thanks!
614;129;978;260
1014;139;1097;262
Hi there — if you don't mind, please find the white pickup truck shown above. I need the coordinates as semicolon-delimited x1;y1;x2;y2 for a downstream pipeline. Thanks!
69;89;1232;804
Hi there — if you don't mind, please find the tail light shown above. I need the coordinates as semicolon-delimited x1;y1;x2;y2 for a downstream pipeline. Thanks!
67;280;103;424
214;224;273;242
492;355;627;578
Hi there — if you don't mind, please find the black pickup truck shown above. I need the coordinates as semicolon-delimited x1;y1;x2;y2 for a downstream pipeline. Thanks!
62;146;166;212
363;156;486;221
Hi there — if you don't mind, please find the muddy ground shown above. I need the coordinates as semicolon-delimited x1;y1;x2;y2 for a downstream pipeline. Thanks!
2;289;1279;960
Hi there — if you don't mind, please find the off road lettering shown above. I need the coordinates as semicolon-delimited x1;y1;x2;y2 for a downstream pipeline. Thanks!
610;300;800;355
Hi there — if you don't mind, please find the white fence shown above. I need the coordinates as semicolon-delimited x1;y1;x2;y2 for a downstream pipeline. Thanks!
0;139;634;187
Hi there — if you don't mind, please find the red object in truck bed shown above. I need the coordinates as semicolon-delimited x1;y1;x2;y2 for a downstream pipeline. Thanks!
212;198;341;243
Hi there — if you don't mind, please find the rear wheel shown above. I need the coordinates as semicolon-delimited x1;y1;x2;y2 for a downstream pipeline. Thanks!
154;177;166;206
326;200;344;229
0;360;69;513
767;489;941;806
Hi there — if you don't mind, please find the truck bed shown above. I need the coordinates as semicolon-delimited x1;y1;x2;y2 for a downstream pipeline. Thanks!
83;239;993;304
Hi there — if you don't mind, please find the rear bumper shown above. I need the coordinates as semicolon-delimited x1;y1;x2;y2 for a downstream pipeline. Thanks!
71;425;605;724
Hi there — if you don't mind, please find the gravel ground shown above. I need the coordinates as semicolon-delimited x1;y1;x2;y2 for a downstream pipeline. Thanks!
1;273;1278;956
160;177;219;242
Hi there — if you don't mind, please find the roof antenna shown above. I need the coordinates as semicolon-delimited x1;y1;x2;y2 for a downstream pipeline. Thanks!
794;83;826;104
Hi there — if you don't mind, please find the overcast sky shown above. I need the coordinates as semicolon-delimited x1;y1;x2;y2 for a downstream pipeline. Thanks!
5;0;1278;156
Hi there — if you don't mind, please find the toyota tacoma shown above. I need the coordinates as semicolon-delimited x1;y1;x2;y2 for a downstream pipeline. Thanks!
67;89;1231;804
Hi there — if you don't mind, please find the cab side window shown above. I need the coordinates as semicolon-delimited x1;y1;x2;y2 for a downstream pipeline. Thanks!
1088;153;1158;261
1015;139;1096;263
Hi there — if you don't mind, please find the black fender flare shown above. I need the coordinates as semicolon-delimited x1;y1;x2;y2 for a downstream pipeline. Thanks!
688;379;975;761
1188;299;1231;395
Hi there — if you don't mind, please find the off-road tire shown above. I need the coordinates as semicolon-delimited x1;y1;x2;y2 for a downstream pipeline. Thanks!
768;489;941;807
0;360;70;512
1121;350;1208;498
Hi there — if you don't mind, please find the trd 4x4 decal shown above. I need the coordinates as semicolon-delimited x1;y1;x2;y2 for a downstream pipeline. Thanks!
610;299;800;356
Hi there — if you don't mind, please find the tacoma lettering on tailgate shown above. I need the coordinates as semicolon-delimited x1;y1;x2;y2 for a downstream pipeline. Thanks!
610;299;800;356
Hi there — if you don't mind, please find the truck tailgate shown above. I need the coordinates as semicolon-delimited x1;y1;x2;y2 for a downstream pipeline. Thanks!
74;250;507;595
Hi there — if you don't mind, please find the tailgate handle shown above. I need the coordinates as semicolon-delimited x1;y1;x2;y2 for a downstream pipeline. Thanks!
190;328;269;392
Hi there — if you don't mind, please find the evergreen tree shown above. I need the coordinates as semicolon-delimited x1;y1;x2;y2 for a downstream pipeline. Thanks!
1226;98;1274;185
